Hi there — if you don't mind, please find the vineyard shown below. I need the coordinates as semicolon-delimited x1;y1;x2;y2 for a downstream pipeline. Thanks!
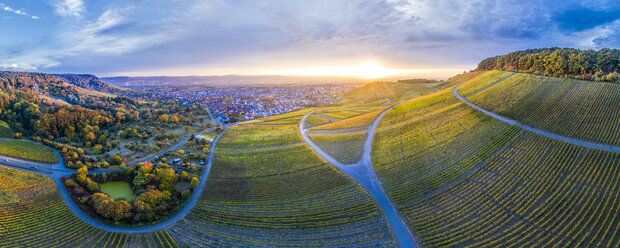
371;71;620;247
455;70;514;97
0;167;187;248
0;139;59;164
403;130;620;247
2;69;620;247
465;71;620;146
165;111;395;246
340;79;440;105
311;109;384;130
308;131;366;164
0;167;125;247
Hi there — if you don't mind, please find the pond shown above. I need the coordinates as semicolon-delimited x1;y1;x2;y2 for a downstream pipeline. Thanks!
99;181;136;202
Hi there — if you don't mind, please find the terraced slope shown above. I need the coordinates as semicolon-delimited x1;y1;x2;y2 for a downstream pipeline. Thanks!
0;167;153;248
373;81;515;204
372;71;620;247
308;131;366;164
342;80;439;105
166;112;395;247
404;130;620;248
464;72;620;146
0;139;59;164
306;81;448;165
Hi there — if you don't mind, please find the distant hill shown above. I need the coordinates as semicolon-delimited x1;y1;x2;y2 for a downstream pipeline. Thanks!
53;74;133;95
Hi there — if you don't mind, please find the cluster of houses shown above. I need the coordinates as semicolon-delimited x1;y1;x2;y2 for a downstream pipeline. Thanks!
150;86;350;123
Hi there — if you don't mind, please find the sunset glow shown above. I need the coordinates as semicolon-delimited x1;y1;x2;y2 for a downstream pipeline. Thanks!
259;62;430;79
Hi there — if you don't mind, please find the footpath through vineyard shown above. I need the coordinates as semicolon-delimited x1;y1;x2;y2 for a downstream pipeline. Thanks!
300;104;418;248
453;81;620;152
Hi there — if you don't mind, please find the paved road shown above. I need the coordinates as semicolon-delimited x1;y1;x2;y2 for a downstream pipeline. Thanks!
454;83;620;152
0;124;231;233
300;105;417;248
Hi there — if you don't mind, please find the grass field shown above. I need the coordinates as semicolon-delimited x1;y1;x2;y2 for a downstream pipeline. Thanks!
0;140;59;164
99;181;136;201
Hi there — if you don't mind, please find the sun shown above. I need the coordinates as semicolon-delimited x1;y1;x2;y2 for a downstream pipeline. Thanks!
354;62;394;79
258;62;427;80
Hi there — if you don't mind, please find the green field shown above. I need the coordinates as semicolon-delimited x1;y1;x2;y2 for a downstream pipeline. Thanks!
0;140;59;164
99;181;135;201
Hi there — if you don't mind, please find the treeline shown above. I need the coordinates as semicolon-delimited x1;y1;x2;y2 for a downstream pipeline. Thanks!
477;48;620;82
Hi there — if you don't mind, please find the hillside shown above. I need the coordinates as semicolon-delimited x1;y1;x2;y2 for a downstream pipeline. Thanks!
341;79;441;105
0;70;214;167
53;74;132;95
373;70;620;247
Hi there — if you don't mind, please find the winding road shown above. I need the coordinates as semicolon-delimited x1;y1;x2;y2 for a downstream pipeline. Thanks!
453;83;620;152
0;119;232;233
300;105;417;248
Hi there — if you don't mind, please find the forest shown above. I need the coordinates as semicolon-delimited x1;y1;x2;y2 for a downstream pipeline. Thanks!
0;71;213;169
477;47;620;82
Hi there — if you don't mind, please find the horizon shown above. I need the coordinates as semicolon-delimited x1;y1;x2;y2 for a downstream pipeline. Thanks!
3;1;620;79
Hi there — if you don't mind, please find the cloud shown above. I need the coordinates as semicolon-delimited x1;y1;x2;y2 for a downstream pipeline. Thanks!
54;0;84;17
6;0;620;76
0;3;39;19
554;7;620;31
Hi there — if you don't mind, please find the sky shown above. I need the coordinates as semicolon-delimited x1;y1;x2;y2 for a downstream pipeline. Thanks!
1;0;620;78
